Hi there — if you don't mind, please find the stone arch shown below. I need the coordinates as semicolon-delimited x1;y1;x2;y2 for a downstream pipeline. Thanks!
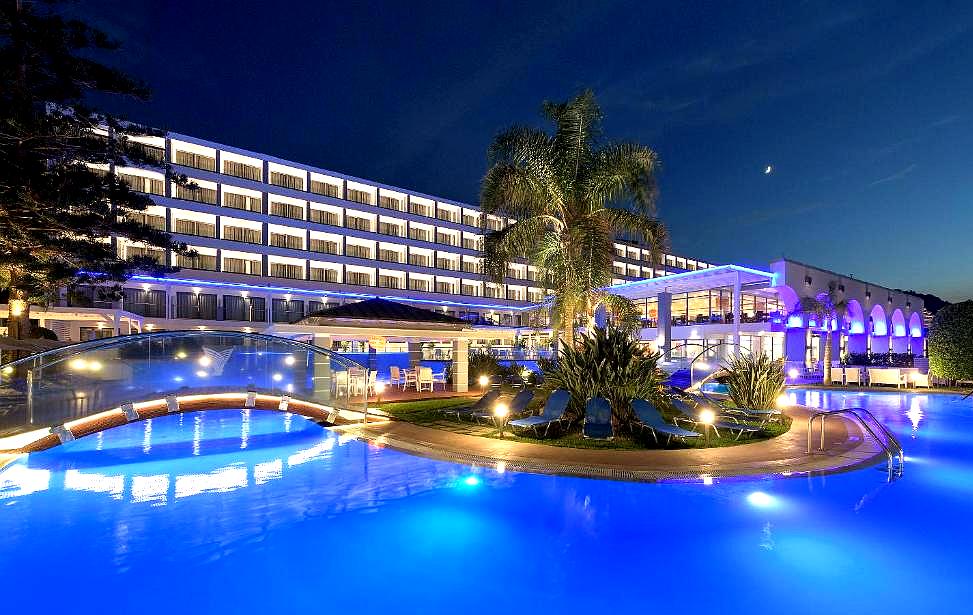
890;309;908;353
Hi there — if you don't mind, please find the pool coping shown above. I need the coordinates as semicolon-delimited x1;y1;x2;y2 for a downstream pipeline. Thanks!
336;404;889;483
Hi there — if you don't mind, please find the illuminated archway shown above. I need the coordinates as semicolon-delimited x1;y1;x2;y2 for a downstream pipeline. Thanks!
890;309;908;353
869;304;889;353
908;311;924;355
845;299;867;354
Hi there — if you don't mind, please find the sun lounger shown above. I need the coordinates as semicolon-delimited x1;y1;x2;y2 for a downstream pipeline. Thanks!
582;397;613;440
632;399;701;445
671;397;761;441
509;389;571;437
473;389;534;424
441;389;500;420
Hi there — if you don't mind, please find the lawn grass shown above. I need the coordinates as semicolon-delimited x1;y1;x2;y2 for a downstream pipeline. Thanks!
377;392;792;450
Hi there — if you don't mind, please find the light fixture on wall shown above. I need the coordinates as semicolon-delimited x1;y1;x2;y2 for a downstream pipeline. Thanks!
838;283;845;292
804;275;813;287
865;290;871;300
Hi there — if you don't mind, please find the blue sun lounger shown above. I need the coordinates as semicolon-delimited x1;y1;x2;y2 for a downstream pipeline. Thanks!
583;397;613;440
632;399;701;445
671;397;761;441
442;389;500;420
509;389;570;437
473;389;534;425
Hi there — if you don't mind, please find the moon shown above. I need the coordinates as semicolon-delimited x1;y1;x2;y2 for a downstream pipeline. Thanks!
764;165;774;175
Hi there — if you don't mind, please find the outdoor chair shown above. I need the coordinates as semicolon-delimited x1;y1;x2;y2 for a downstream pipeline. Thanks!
474;389;534;425
830;367;845;385
441;389;501;420
632;399;701;445
582;397;613;440
845;367;863;385
417;367;434;392
670;397;761;441
390;366;404;389
509;389;571;437
403;368;418;391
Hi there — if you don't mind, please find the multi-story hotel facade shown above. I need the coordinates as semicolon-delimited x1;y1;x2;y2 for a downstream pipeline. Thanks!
13;129;926;373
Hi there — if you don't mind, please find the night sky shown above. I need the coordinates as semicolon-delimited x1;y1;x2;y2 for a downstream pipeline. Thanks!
82;1;973;302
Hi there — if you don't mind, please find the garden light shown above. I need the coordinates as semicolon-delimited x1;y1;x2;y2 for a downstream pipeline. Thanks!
494;402;510;438
776;394;791;408
788;368;799;379
698;408;715;425
479;375;489;392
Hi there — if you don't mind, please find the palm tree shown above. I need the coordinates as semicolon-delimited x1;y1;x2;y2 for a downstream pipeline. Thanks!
479;90;667;344
796;281;849;383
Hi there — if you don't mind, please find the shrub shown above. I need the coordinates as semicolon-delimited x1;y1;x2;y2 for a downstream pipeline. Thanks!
928;301;973;382
468;351;501;385
541;325;666;427
721;353;785;410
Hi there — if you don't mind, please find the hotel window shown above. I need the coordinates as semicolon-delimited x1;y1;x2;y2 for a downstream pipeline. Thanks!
612;262;625;275
409;252;431;267
461;282;482;297
378;274;403;289
379;195;404;211
222;225;261;244
462;259;481;274
269;262;304;280
309;266;340;283
223;256;262;275
528;289;544;303
507;287;525;301
307;300;327;313
121;288;166;318
79;326;113;341
172;183;217;204
272;298;304;323
270;200;305;220
346;215;372;232
437;257;459;271
309;207;341;226
462;212;479;227
409;278;431;292
347;188;373;205
346;243;372;259
309;238;340;255
462;234;482;250
128;141;164;163
484;284;502;299
227;295;266;322
222;159;262;182
436;231;459;247
173;218;216;238
123;244;165;262
409;226;432;242
174;150;216;172
310;179;341;198
409;199;433;217
379;221;404;237
526;268;540;282
270;171;305;191
269;233;303;250
67;285;114;309
176;252;217;271
436;208;459;223
379;248;404;263
507;266;526;280
124;211;166;231
346;270;373;286
665;255;676;267
118;172;164;195
435;280;457;294
175;292;217;320
485;217;503;231
223;191;262;213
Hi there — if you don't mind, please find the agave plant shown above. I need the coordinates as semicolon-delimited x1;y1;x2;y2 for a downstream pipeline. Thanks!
542;325;666;427
721;354;786;410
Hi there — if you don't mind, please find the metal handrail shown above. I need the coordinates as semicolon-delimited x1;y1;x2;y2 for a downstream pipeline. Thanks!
807;407;904;479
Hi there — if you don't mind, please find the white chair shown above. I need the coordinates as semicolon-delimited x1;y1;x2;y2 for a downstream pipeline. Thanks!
845;367;862;385
333;370;349;397
830;367;844;385
417;367;434;392
909;372;930;388
390;366;403;389
432;369;448;390
403;368;417;391
868;368;906;388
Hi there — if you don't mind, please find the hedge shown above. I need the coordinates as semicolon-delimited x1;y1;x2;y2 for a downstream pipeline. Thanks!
928;301;973;381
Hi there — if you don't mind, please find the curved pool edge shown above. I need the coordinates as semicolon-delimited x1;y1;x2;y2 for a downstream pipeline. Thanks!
336;404;888;483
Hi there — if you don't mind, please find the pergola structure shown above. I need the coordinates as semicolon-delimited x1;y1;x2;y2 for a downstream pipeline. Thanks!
265;297;519;392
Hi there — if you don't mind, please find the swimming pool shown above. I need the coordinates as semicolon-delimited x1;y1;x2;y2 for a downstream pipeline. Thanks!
2;389;971;614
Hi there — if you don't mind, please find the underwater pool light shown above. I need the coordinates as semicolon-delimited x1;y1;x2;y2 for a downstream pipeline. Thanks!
747;491;776;508
463;475;481;487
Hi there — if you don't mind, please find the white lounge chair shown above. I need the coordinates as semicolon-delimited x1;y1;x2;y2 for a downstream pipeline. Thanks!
845;367;863;386
909;372;930;388
830;367;844;385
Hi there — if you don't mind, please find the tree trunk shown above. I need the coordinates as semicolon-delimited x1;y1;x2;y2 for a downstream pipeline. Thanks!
6;287;32;340
823;327;833;384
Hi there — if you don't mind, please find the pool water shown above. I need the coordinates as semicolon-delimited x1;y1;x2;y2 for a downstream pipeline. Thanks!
2;390;972;614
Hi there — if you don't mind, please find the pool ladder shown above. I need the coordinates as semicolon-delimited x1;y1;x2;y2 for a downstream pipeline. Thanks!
807;408;904;480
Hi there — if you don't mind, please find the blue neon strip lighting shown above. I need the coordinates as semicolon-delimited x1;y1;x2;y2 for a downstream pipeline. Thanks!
605;264;776;292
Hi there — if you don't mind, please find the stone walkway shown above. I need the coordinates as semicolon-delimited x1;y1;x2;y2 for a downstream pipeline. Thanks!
340;404;888;483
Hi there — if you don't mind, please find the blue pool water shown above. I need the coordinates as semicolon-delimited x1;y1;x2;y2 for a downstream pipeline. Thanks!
2;389;972;614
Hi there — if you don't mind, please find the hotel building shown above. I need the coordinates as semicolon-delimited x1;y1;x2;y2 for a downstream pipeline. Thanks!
16;130;925;373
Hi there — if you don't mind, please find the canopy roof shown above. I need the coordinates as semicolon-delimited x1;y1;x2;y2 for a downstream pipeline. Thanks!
607;265;777;299
298;297;469;330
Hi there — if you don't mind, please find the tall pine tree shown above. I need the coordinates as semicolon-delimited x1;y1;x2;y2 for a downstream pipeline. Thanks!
0;0;190;340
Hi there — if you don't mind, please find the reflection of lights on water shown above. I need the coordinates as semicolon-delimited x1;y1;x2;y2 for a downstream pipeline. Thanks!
0;465;51;499
64;469;124;500
175;351;188;359
463;475;481;487
195;370;208;378
496;461;506;474
173;376;184;383
284;355;296;366
906;398;923;436
285;383;294;393
272;373;283;382
198;355;212;367
131;474;169;505
747;491;777;508
240;409;250;449
700;473;714;485
192;414;202;456
254;459;283;485
142;419;152;454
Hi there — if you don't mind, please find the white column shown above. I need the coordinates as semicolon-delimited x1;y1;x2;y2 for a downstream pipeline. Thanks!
656;291;672;355
312;333;332;402
732;271;742;357
452;339;469;392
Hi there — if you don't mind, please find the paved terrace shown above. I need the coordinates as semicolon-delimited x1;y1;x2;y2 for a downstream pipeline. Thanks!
340;403;887;483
